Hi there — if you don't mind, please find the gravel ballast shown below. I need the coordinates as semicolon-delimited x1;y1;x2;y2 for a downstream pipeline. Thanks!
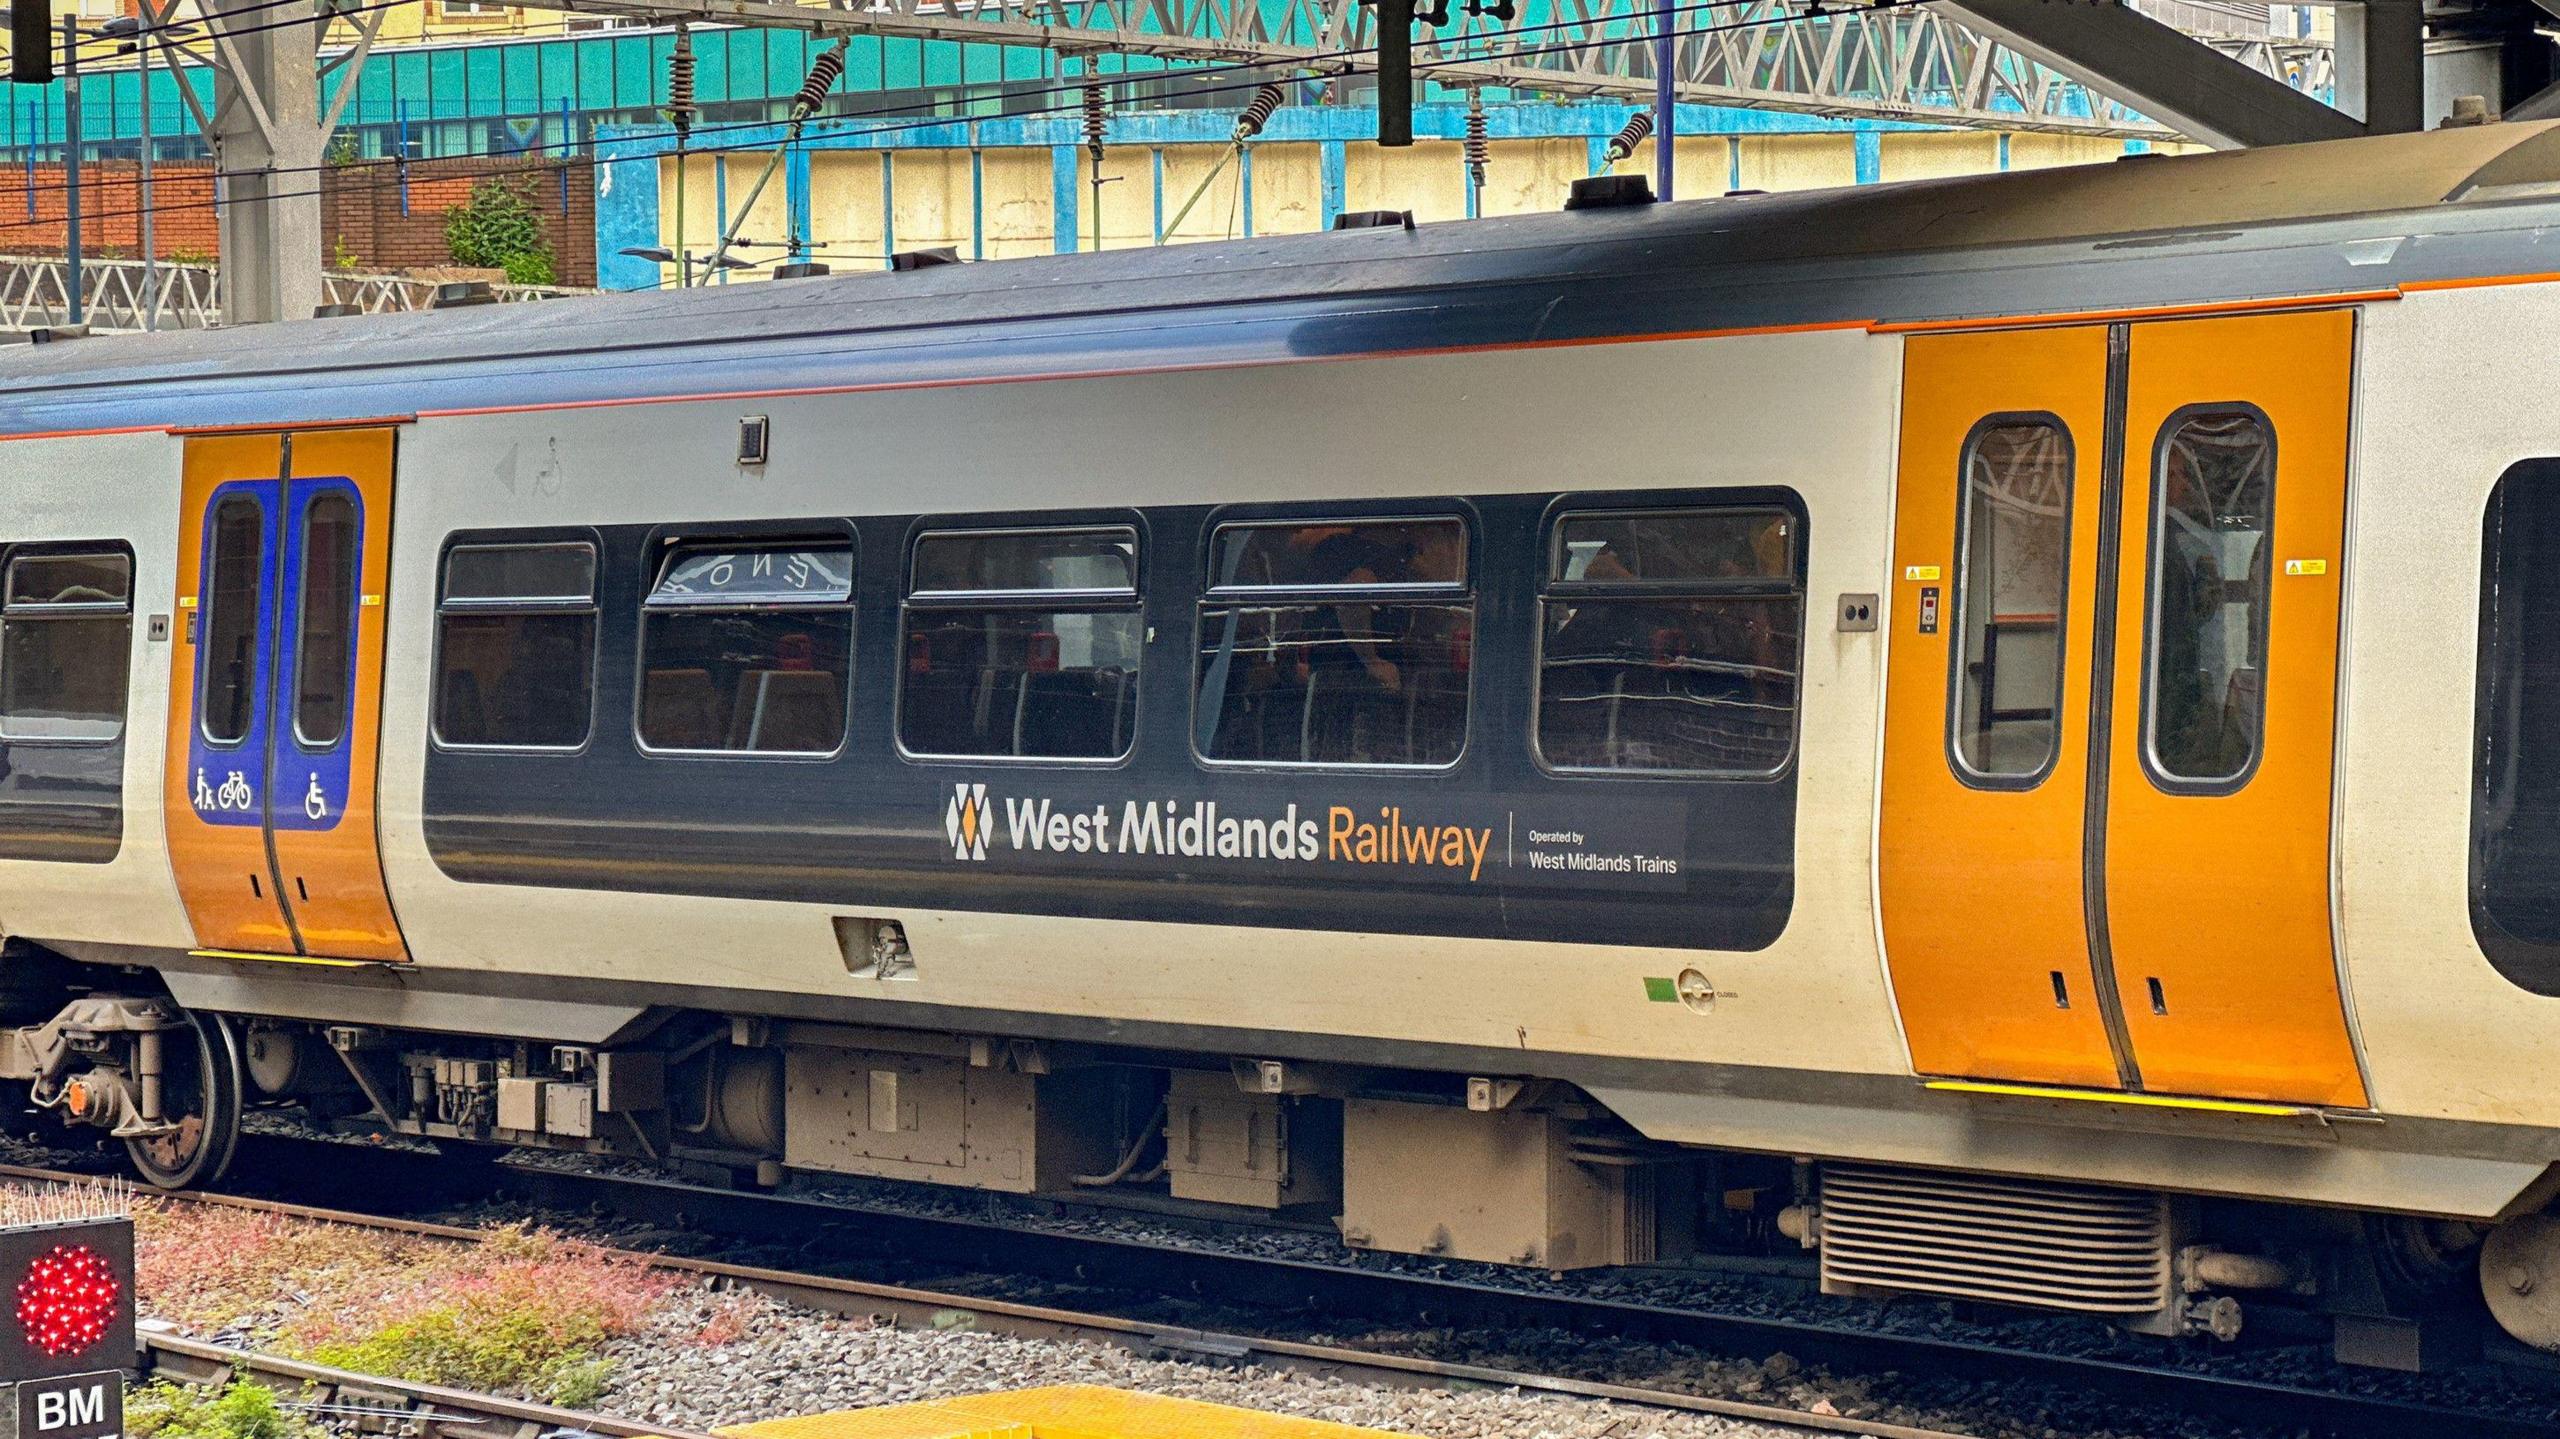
604;1288;1834;1438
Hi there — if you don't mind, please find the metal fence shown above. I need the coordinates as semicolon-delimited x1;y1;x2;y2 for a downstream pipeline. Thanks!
1;254;588;333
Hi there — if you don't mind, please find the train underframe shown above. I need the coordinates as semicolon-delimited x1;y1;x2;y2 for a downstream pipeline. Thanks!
0;948;2516;1373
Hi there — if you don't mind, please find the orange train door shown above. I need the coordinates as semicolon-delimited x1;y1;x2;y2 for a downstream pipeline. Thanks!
164;428;409;962
1879;310;2365;1107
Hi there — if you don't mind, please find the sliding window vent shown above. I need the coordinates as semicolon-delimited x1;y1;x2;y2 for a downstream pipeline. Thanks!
1817;1164;2173;1319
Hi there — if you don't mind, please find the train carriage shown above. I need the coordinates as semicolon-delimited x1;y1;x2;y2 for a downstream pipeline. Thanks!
5;117;2560;1360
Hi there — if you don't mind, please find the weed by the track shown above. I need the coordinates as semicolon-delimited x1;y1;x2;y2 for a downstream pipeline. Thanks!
126;1380;321;1439
285;1227;677;1405
100;1186;697;1407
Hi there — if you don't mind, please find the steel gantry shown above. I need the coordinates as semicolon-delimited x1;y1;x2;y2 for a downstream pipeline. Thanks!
544;0;2335;139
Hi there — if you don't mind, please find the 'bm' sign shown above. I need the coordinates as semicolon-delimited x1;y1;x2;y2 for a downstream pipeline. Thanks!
16;1370;120;1439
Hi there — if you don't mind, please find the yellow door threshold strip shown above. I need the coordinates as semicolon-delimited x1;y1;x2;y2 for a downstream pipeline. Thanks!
1924;1078;2319;1118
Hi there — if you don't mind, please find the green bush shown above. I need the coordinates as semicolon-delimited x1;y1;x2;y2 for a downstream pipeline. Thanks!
499;250;556;287
444;179;554;286
127;1381;313;1439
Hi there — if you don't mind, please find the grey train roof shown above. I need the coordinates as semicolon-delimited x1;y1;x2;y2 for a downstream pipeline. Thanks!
7;120;2560;433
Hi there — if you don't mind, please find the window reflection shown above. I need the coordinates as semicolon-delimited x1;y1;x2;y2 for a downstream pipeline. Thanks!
1952;421;2073;782
1538;508;1802;775
1194;520;1472;767
2145;411;2273;785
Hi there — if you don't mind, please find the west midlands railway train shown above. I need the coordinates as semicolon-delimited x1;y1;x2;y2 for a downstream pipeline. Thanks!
9;116;2560;1367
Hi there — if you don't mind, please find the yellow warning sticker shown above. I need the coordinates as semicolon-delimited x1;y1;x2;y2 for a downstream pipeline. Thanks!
177;596;196;609
2283;558;2329;577
1904;564;1943;582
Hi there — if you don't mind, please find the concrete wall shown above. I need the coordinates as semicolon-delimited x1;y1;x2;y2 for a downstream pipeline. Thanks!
609;106;2202;288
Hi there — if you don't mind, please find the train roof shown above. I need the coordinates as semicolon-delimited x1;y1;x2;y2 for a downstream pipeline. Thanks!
8;119;2560;433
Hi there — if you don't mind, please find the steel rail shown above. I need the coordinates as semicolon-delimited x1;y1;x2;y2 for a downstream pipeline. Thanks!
137;1330;726;1439
26;1142;2560;1439
4;1158;1964;1439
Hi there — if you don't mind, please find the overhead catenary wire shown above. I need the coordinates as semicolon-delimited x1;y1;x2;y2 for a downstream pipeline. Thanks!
7;0;1901;206
0;0;1930;245
0;0;1913;214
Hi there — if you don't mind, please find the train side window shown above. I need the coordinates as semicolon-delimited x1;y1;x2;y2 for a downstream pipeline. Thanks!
1193;517;1471;767
900;527;1140;761
293;493;358;749
2141;407;2274;791
1949;418;2074;786
200;498;265;746
2473;460;2560;994
1535;505;1803;776
0;548;132;744
639;543;853;755
434;541;599;751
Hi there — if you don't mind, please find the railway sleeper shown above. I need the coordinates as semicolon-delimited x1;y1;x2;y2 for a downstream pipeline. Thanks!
0;988;2516;1371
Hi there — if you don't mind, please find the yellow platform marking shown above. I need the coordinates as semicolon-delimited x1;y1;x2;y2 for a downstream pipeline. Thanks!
719;1386;1420;1439
1924;1079;2316;1118
188;948;379;969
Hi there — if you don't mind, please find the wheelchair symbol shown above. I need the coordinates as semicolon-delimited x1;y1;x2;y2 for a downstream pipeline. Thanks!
304;774;328;821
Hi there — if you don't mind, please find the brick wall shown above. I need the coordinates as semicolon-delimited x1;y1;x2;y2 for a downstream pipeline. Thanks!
0;162;222;261
0;156;595;286
324;157;596;287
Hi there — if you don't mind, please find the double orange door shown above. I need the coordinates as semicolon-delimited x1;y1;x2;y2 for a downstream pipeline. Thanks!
1879;311;2364;1107
164;428;409;962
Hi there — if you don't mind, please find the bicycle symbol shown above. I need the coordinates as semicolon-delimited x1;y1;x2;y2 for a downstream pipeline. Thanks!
194;768;254;813
304;774;328;822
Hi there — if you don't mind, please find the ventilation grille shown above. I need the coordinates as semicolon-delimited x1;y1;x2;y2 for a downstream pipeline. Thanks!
1818;1164;2171;1316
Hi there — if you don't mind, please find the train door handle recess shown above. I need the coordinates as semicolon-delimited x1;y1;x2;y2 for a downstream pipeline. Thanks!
2049;971;2071;1008
2147;978;2168;1015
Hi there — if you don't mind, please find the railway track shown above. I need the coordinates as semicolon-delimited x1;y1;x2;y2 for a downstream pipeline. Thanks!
140;1329;724;1439
40;1138;2560;1439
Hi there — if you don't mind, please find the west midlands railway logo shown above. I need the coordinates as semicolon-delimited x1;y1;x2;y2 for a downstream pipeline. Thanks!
945;783;991;861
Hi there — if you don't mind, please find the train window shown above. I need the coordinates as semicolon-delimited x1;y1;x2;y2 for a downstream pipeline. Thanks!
639;543;853;755
2474;461;2560;994
444;543;594;605
1193;518;1471;767
913;530;1137;597
2142;408;2273;790
0;548;132;744
201;498;265;746
434;541;599;751
1535;505;1802;776
293;494;358;749
1950;418;2073;785
900;527;1140;761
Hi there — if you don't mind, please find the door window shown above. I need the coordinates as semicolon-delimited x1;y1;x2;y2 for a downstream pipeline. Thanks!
2143;408;2275;789
201;496;265;746
294;494;358;748
1950;418;2073;785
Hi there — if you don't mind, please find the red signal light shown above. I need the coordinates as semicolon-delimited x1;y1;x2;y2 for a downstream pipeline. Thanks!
13;1245;119;1359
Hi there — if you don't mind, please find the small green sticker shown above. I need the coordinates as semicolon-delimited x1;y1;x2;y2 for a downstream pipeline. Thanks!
1643;976;1679;1003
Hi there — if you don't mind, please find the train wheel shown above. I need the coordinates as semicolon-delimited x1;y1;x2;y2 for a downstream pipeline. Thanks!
126;1013;244;1190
